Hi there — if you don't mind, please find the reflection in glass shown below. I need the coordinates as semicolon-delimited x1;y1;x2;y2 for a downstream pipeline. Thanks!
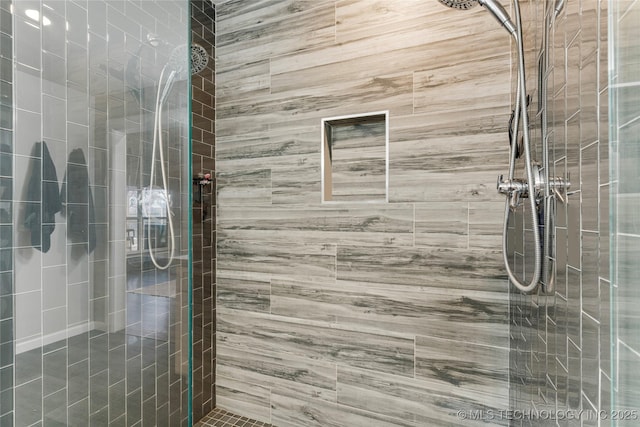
9;0;191;425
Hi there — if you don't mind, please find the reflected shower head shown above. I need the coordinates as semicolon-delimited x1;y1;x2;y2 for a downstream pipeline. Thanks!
167;43;209;79
159;44;209;105
437;0;517;36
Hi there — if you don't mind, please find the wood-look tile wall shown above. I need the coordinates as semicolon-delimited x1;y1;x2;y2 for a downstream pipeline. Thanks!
508;0;611;423
191;0;216;422
215;1;514;425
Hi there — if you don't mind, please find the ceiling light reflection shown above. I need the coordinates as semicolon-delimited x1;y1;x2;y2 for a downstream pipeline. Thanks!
25;8;52;26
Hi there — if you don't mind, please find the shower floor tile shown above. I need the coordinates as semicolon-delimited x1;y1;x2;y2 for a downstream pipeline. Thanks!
196;408;273;427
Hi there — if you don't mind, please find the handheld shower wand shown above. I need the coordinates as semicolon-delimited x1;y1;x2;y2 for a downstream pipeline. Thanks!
436;0;547;293
147;43;209;270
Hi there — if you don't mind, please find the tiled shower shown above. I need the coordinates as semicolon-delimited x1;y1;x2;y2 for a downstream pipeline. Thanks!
1;0;639;426
213;0;512;425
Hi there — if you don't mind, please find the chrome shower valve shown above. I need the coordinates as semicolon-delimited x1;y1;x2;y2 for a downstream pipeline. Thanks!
497;164;570;209
497;175;529;208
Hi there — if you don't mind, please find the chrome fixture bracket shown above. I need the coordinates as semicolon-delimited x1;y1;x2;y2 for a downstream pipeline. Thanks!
497;164;570;210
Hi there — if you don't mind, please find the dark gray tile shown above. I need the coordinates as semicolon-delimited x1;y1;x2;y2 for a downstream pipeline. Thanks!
15;379;42;426
0;412;13;426
142;396;157;427
108;380;126;423
127;355;142;394
0;388;12;417
142;365;156;401
43;348;67;396
67;397;89;426
89;370;109;415
127;389;142;427
16;347;42;385
68;360;89;405
43;389;67;427
68;333;89;365
108;344;126;385
0;365;11;392
89;333;108;376
89;408;108;427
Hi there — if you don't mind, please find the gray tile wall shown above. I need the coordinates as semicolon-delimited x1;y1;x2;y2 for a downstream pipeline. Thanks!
508;0;611;424
215;1;515;425
610;0;640;419
0;1;13;425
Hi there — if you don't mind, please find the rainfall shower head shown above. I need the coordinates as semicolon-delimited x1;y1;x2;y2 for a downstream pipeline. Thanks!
191;44;209;75
437;0;478;9
437;0;517;36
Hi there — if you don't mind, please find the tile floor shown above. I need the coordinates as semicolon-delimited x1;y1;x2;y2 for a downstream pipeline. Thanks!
14;328;181;426
196;408;272;427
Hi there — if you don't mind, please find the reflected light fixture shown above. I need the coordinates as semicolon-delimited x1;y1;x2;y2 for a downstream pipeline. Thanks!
25;9;51;26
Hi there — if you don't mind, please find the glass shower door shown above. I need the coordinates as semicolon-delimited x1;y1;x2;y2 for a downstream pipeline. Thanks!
7;1;192;425
609;0;640;424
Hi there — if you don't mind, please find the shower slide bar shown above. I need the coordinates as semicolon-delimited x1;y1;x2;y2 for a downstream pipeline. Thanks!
437;0;570;293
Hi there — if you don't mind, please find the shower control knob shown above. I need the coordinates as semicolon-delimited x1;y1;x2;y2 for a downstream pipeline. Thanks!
497;175;528;195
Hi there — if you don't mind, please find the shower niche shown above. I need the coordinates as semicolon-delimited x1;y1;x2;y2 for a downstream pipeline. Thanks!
321;111;389;203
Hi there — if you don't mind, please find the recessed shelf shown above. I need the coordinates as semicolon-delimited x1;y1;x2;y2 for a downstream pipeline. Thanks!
321;111;389;203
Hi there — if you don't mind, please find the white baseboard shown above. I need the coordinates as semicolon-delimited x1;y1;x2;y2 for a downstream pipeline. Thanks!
15;322;97;354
